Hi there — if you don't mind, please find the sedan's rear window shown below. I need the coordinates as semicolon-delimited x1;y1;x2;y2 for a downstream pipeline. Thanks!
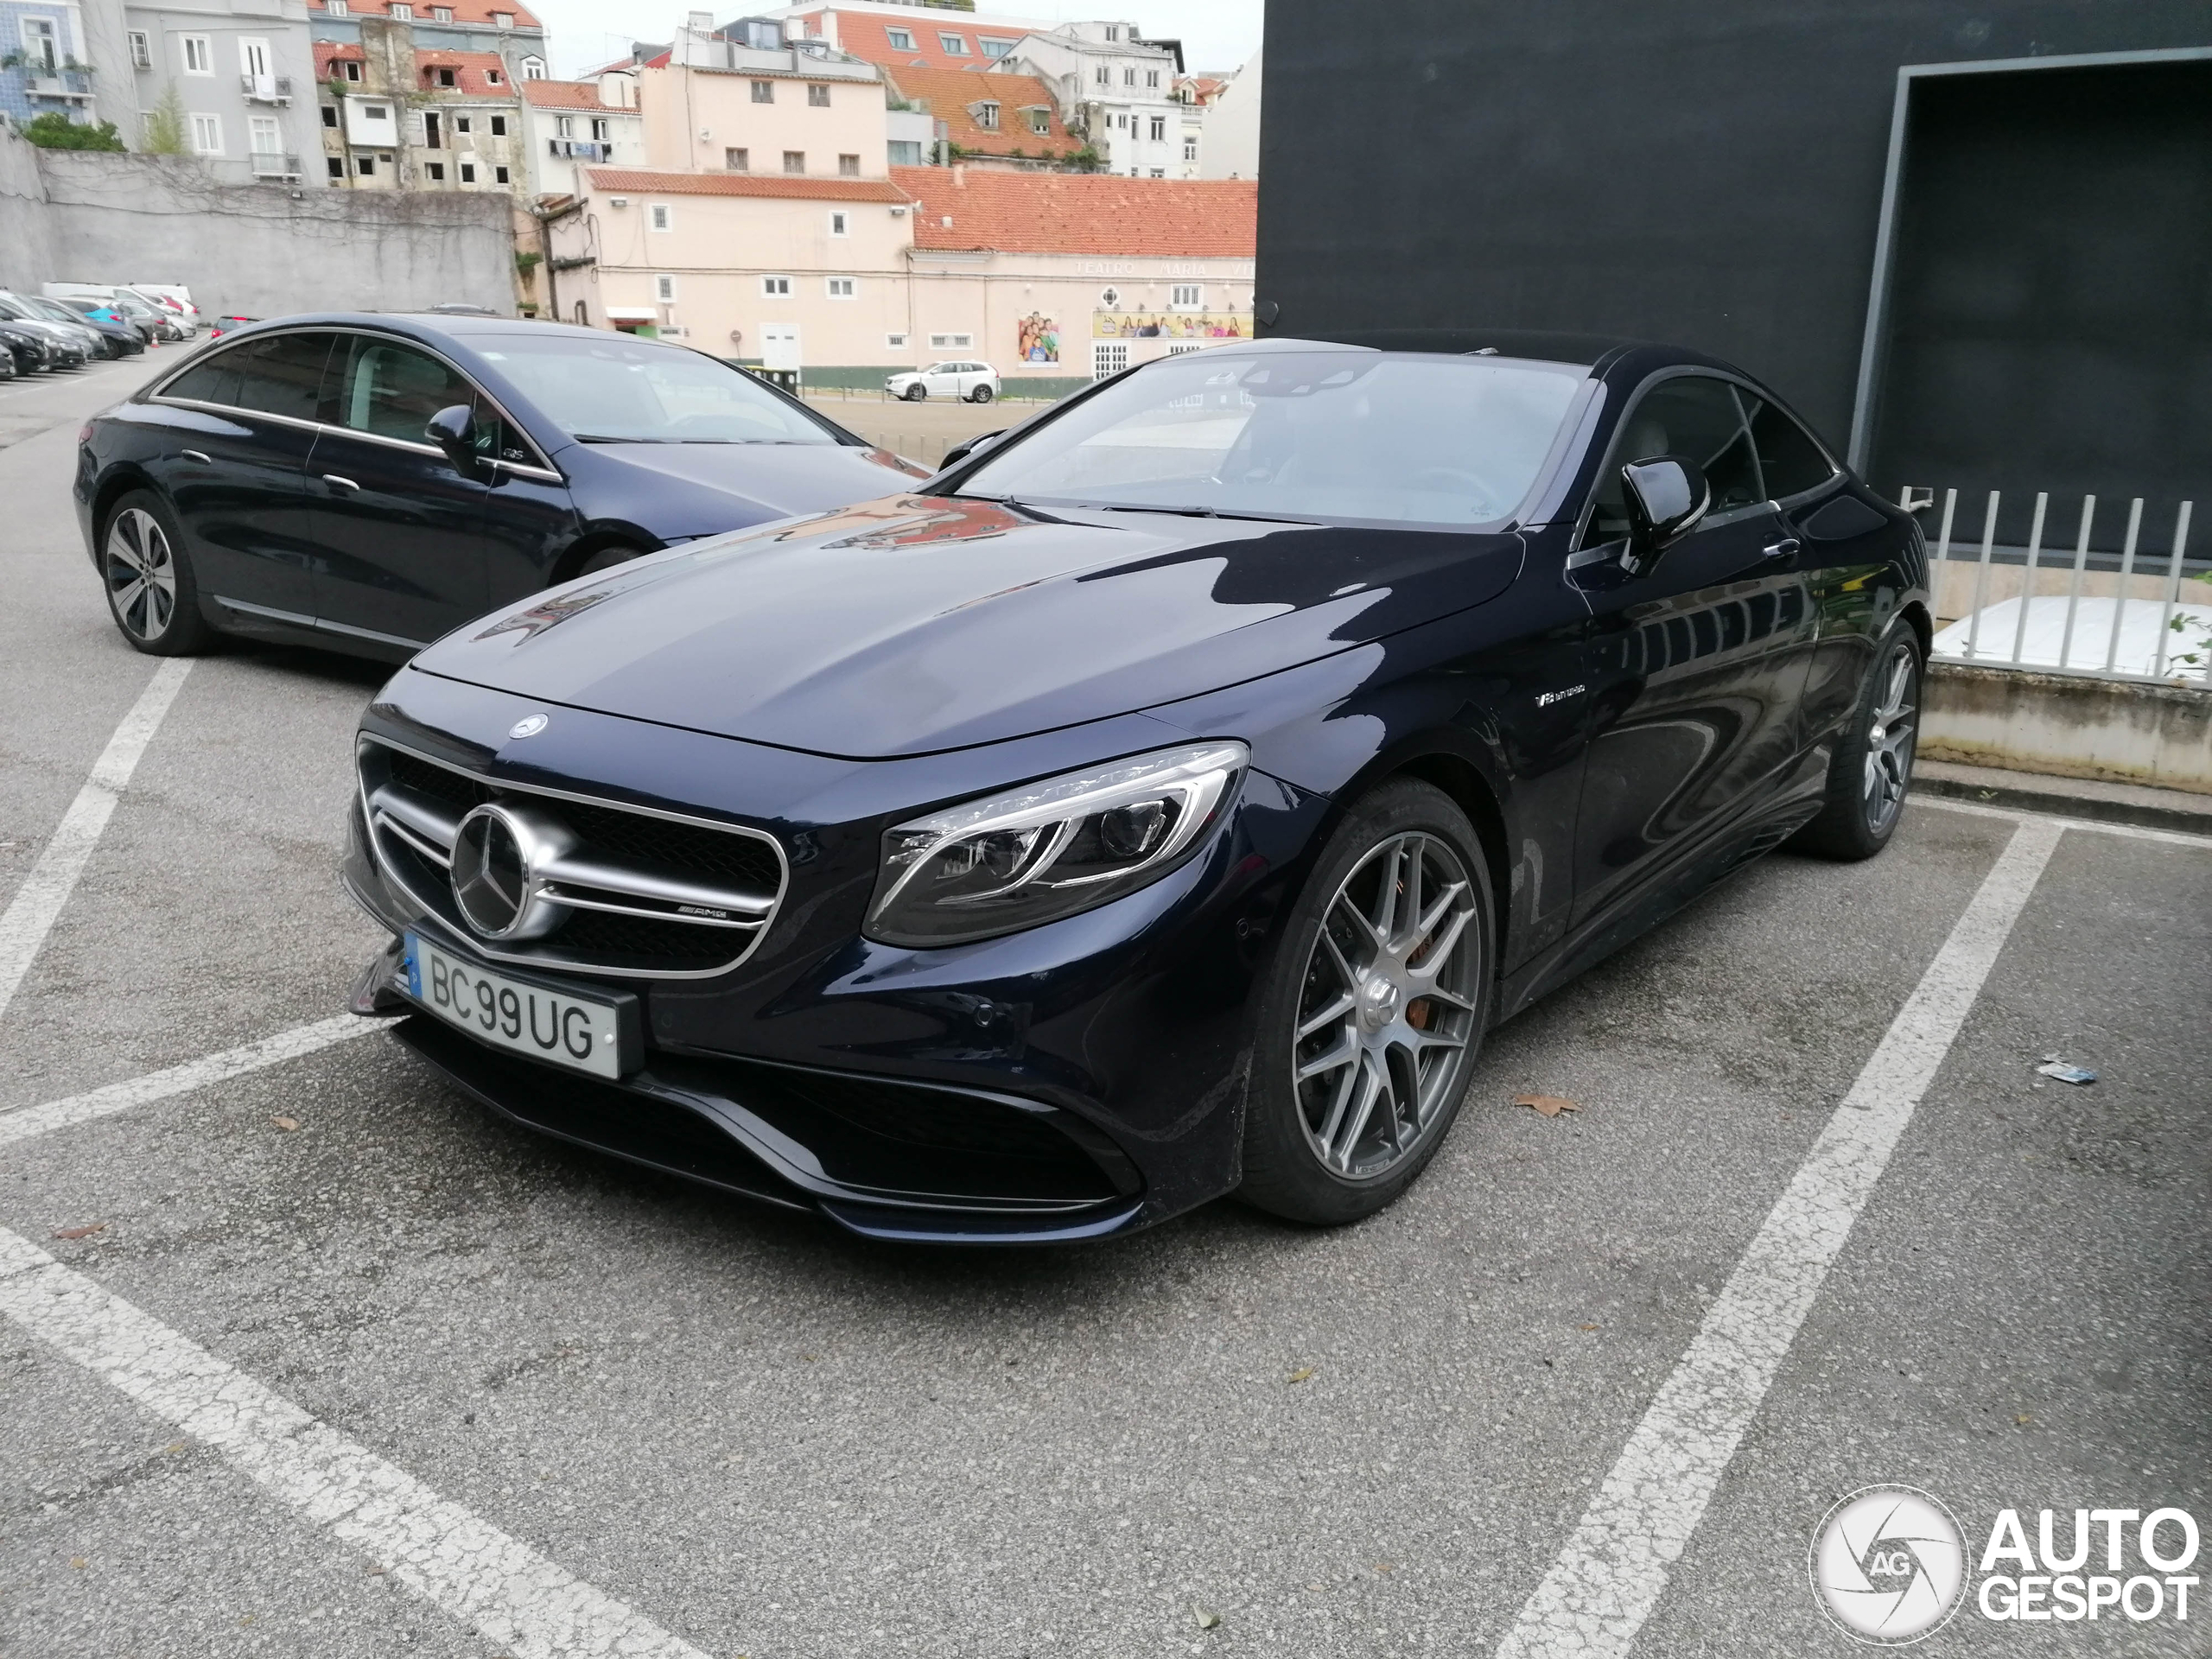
959;350;1586;527
474;336;838;445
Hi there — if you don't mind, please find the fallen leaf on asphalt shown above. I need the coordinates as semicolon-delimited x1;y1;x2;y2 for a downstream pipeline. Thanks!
1372;1561;1395;1573
1287;1366;1317;1383
1577;1323;1601;1332
69;1557;87;1570
2016;1413;2035;1426
1192;1604;1220;1630
1514;1094;1580;1117
163;1442;186;1456
51;1224;105;1240
271;1116;301;1132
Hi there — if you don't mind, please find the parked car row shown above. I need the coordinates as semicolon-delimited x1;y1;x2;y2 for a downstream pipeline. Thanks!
43;282;202;345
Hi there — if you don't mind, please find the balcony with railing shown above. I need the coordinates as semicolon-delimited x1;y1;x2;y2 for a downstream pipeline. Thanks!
240;73;295;104
250;150;304;179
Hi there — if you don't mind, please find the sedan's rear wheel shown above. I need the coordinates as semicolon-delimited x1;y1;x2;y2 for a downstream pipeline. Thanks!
1240;779;1493;1225
1790;620;1922;860
969;384;995;404
101;493;213;655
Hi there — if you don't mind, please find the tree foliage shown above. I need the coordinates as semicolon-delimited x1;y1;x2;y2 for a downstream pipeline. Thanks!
21;112;125;150
139;86;188;155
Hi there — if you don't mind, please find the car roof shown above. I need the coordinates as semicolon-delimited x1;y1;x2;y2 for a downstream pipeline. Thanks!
1212;328;1748;381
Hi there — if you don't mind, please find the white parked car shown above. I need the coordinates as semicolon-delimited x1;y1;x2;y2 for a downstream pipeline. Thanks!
1932;594;2211;680
127;284;201;329
886;359;999;403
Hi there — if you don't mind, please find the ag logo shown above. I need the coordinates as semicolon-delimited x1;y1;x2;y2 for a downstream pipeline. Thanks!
1809;1485;1967;1644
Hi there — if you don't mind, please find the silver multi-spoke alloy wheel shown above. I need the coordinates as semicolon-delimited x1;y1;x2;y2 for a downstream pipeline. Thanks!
1291;830;1482;1179
1863;639;1918;834
105;506;180;642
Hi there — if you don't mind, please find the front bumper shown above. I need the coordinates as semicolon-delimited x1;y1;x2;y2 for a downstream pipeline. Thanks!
344;668;1329;1243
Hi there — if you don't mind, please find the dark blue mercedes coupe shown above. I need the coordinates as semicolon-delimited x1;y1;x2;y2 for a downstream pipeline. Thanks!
340;332;1928;1243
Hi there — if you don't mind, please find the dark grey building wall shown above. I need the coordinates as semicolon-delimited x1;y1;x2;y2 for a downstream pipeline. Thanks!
1255;2;2210;475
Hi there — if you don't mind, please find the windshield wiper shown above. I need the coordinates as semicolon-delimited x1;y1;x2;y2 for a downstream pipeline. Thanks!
1097;503;1311;525
572;434;671;444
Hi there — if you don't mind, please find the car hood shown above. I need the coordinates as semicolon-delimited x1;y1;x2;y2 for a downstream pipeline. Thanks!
414;495;1526;759
568;439;922;530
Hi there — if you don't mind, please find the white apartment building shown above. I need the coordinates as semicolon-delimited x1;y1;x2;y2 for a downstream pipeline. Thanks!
521;69;643;198
995;20;1192;178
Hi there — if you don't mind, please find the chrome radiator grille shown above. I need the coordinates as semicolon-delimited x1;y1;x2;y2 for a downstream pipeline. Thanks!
358;736;787;979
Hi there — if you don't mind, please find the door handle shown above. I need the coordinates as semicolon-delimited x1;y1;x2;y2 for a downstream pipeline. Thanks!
321;474;360;493
180;448;210;464
1762;537;1802;559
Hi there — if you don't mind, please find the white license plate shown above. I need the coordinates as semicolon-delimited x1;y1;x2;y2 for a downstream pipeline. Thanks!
403;931;632;1080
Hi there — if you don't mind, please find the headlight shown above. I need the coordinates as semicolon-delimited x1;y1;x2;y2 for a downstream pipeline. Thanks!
866;742;1247;947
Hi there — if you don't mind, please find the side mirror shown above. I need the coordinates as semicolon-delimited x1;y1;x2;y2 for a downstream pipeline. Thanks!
424;404;481;475
938;429;1006;472
1620;454;1709;571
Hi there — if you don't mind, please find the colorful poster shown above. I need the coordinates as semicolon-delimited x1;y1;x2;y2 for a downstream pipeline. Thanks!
1092;311;1249;340
1017;313;1060;364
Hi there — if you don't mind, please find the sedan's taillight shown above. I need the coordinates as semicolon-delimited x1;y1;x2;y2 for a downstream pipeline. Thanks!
77;424;92;446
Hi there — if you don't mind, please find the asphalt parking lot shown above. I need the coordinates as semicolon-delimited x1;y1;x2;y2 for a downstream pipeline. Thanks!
3;353;2208;1658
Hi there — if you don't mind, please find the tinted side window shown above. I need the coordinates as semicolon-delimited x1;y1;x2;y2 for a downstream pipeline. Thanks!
162;344;247;408
229;333;334;423
329;336;478;444
1587;376;1763;542
1748;399;1834;499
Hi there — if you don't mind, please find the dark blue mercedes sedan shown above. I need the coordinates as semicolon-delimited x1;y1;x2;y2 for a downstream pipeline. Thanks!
339;331;1930;1245
73;314;925;660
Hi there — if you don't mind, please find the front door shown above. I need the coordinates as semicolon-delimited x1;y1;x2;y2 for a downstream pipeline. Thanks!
302;334;495;652
1570;373;1817;927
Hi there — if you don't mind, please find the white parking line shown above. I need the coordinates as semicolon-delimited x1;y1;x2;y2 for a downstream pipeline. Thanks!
1494;815;2064;1658
0;1230;715;1659
0;658;192;1026
1913;793;2212;849
0;1014;391;1147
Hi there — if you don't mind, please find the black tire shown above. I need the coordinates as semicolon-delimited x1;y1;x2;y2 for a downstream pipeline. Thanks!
969;384;995;404
903;384;927;402
1238;779;1496;1226
99;490;214;655
575;542;651;577
1789;620;1923;861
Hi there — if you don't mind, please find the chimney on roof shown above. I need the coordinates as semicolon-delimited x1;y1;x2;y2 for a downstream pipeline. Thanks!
952;164;965;187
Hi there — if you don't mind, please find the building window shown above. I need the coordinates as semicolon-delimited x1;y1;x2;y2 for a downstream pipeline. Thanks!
343;60;361;81
751;79;773;103
837;152;859;176
1026;107;1050;135
807;83;830;106
1147;68;1160;87
556;114;574;137
181;35;213;74
826;276;855;299
1123;67;1136;86
432;4;452;18
762;276;791;296
189;112;223;153
459;162;475;181
938;33;967;54
886;28;912;50
493;164;509;183
1148;114;1166;141
886;332;907;348
591;118;609;142
520;56;545;79
454;116;470;132
427;161;446;180
493;10;513;25
1148;167;1165;177
980;37;1012;59
975;102;999;130
928;333;973;348
321;104;338;127
1092;341;1128;380
724;146;748;170
1105;25;1122;41
127;30;151;69
887;140;921;166
389;3;410;17
1183;136;1198;162
783;149;804;174
357;156;375;175
327;156;344;178
485;69;501;85
655;275;677;302
489;115;506;135
828;209;848;235
435;67;456;87
1094;67;1109;87
648;203;671;231
327;0;347;14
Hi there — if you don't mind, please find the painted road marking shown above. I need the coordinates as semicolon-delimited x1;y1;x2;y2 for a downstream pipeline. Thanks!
0;1014;391;1147
1494;816;2064;1657
0;658;193;1026
0;1227;715;1659
1913;794;2212;850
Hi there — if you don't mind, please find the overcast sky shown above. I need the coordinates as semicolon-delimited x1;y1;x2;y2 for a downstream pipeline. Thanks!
531;0;1264;78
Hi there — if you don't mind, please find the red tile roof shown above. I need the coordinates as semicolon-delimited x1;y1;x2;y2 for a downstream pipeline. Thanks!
585;168;911;202
522;78;625;110
313;41;518;94
893;166;1256;257
880;65;1079;161
308;0;542;25
791;7;1050;73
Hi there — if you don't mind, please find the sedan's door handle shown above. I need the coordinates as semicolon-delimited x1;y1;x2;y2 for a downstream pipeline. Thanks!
180;448;211;464
1762;537;1802;560
321;474;360;493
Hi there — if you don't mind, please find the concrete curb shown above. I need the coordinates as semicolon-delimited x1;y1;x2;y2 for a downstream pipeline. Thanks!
1915;770;2212;836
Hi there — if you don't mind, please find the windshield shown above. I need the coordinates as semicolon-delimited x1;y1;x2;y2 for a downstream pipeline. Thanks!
0;296;37;322
472;335;842;445
25;297;81;323
961;349;1586;527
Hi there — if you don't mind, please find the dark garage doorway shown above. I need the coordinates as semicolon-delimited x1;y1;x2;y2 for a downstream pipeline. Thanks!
1863;56;2211;557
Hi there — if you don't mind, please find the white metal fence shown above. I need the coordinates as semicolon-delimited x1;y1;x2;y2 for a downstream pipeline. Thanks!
1899;487;2209;684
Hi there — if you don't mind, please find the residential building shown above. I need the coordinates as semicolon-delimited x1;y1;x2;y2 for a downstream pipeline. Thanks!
313;21;523;193
304;0;544;78
2;0;99;130
767;2;1058;73
877;63;1083;170
520;72;641;199
552;159;1256;391
993;22;1190;178
634;16;895;178
1196;48;1256;179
